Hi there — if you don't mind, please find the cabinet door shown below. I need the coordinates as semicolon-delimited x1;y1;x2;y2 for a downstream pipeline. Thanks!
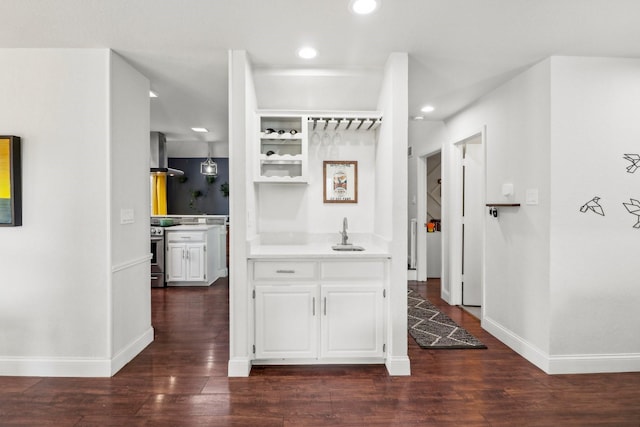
185;243;206;281
166;244;186;281
255;285;318;359
320;285;384;358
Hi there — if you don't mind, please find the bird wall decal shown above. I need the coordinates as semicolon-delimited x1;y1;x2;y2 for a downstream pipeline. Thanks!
580;196;605;216
623;154;640;174
622;198;640;228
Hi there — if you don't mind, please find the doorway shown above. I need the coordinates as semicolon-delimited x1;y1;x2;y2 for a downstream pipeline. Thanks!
461;138;483;307
447;131;485;312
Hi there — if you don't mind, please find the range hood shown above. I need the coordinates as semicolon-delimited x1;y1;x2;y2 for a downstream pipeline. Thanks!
150;131;184;176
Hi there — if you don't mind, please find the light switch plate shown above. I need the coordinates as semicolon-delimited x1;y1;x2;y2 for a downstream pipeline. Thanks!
526;189;539;205
502;183;514;196
120;208;135;224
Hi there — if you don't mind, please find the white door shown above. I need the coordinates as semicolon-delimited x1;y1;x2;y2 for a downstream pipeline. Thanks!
320;285;384;358
255;285;318;359
462;141;483;306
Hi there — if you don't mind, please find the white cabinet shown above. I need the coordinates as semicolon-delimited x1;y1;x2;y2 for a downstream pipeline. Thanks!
320;285;384;358
250;259;387;363
167;241;206;282
255;114;308;183
254;284;318;359
166;227;225;286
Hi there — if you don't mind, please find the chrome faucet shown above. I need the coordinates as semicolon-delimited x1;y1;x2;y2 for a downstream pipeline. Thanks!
339;217;350;245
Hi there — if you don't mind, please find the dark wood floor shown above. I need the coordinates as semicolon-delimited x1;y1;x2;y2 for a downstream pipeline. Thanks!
1;279;639;426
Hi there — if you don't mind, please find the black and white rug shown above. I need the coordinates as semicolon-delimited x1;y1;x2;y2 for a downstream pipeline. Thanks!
408;289;487;349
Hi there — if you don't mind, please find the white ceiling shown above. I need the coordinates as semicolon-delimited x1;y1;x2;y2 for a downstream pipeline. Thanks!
2;0;640;147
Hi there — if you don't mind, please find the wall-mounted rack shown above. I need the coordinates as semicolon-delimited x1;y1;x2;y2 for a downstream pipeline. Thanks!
308;115;382;132
485;203;521;218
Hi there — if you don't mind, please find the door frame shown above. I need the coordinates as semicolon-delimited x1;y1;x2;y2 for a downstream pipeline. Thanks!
447;128;486;308
416;148;441;281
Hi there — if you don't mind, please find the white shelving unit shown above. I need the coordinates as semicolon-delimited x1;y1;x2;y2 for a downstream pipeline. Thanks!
256;113;308;183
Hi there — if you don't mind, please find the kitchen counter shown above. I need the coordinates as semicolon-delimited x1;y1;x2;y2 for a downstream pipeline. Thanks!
166;224;220;232
248;233;391;259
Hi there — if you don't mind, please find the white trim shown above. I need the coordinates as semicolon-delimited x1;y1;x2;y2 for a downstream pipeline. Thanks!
110;327;154;375
385;356;411;376
483;316;550;373
0;327;154;377
484;316;640;374
0;357;111;377
111;254;152;273
548;353;640;375
228;358;252;377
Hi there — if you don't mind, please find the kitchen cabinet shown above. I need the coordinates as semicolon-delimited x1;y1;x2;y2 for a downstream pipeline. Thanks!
165;226;223;286
250;259;386;363
167;242;206;282
255;113;308;183
254;284;318;359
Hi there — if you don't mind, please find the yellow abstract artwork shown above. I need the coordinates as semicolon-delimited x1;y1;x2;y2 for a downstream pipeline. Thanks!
0;136;21;226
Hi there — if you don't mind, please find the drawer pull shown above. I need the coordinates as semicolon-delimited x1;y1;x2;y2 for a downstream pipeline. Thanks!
312;297;316;316
323;297;327;315
276;269;295;274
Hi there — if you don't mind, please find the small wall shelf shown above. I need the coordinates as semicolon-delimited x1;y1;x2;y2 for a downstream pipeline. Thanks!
485;203;520;218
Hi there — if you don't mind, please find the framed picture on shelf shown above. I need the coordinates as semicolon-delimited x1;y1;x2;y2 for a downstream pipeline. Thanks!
0;135;22;227
323;160;358;203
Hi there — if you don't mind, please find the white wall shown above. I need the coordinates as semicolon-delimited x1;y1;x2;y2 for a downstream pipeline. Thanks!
376;53;410;375
548;57;640;371
257;129;377;235
0;49;150;376
108;52;153;372
435;56;640;374
253;68;383;112
227;50;257;376
167;140;229;158
445;58;552;358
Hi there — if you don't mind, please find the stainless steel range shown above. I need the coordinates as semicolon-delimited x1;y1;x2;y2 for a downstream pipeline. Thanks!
150;226;166;287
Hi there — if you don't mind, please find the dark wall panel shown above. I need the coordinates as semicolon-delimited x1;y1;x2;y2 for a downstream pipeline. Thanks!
167;157;229;215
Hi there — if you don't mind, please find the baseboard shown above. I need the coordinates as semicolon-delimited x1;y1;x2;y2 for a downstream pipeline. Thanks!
483;316;640;374
0;327;154;378
385;356;411;376
0;356;111;377
110;327;154;376
548;353;640;374
228;358;252;377
482;316;550;373
407;269;417;280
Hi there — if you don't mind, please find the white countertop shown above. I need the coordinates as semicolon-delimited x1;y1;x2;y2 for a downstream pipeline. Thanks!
248;233;391;259
165;224;222;231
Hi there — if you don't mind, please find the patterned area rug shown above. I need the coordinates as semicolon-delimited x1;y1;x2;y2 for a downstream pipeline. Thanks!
408;289;487;349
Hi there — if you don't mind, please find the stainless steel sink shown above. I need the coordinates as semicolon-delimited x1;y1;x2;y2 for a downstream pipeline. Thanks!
331;245;365;251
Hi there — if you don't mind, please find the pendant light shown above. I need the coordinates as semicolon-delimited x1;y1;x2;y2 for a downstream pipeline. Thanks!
200;142;218;177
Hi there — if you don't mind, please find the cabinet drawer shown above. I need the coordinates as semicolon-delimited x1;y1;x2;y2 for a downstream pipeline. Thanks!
253;261;316;280
320;261;385;280
166;231;205;242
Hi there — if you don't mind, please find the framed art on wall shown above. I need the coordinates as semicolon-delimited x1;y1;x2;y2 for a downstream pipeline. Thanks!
0;136;22;226
323;160;358;203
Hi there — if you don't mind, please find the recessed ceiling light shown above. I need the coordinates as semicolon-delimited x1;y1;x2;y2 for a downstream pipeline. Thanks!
350;0;380;15
412;116;425;121
297;46;318;59
191;127;209;133
149;90;158;98
420;105;435;113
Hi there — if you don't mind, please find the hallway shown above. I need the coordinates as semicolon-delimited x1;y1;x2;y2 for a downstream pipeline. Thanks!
1;279;639;425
